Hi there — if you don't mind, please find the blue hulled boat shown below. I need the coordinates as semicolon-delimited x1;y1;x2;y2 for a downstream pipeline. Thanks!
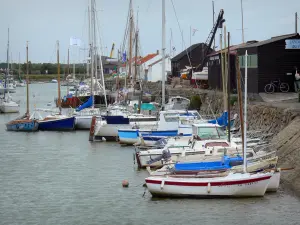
6;114;39;131
38;115;75;131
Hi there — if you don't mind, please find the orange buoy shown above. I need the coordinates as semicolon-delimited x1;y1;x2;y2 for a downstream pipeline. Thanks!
122;180;129;188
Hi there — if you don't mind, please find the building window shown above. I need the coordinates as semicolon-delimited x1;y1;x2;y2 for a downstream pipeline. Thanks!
239;54;257;68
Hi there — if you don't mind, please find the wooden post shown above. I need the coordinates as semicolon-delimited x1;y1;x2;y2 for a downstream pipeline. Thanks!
26;42;29;117
236;56;244;152
57;41;61;114
223;25;228;111
227;32;231;143
220;33;226;112
89;116;97;141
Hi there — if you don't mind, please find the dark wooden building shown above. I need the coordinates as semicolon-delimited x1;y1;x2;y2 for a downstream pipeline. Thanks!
207;43;249;92
237;33;300;93
171;43;212;77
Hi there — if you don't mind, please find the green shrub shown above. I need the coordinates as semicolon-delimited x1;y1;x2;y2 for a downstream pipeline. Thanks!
189;95;202;110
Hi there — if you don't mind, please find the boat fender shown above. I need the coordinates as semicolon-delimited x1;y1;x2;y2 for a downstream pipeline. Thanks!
161;180;165;190
207;182;211;193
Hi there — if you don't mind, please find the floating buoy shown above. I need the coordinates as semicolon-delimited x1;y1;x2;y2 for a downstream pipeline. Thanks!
122;180;129;188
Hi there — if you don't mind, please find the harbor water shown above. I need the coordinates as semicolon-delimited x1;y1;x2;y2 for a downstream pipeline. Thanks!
0;84;300;225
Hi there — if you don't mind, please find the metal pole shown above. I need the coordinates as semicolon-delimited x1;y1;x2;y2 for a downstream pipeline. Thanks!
241;0;245;43
243;50;248;173
57;41;61;114
236;56;244;161
90;1;94;107
296;12;298;33
212;1;215;49
161;0;166;109
128;0;133;83
227;32;231;143
26;42;29;117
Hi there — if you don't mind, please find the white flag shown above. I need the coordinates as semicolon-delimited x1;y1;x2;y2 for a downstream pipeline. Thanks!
70;36;81;46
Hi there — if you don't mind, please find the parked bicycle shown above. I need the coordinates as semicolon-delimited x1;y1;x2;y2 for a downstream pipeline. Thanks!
264;79;289;94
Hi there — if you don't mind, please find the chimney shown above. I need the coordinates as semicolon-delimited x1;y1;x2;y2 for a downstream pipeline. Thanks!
156;50;159;55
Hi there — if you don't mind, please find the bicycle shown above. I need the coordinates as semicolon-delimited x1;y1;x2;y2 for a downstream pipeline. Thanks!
264;79;289;94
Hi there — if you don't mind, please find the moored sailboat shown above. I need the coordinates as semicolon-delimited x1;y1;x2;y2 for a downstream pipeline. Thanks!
6;42;38;131
38;41;75;131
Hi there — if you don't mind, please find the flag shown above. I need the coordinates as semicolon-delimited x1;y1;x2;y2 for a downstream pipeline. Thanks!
70;36;82;46
122;51;127;63
192;28;198;36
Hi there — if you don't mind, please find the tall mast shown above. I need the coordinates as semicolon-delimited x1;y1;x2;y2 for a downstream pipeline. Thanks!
89;1;94;107
161;0;166;109
134;32;138;83
26;42;29;116
93;0;98;88
5;28;10;99
67;48;70;75
128;0;133;84
57;41;61;114
18;52;21;82
212;1;215;49
243;50;248;173
94;0;107;108
240;0;245;43
67;48;70;94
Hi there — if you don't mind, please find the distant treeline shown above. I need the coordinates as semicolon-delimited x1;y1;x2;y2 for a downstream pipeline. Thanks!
0;62;87;76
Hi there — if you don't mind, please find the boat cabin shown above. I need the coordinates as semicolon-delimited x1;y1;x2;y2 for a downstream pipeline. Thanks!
165;96;190;110
157;110;202;131
192;123;227;140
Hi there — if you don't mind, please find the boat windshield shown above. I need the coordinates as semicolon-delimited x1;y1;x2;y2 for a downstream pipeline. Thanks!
197;126;227;139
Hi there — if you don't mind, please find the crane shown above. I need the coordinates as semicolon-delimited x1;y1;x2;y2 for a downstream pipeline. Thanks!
110;43;115;58
193;9;225;74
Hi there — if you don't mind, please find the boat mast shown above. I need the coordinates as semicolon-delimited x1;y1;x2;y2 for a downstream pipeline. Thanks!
93;0;98;90
161;0;166;109
94;0;107;108
26;42;29;117
134;8;139;83
89;1;94;108
5;28;9;99
57;41;61;114
67;48;70;94
128;0;133;85
18;52;21;82
243;50;248;173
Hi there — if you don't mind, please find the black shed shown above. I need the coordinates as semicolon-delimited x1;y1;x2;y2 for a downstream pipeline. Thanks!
171;43;213;77
237;33;300;93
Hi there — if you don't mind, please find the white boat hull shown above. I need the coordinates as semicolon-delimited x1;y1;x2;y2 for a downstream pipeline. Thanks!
267;171;280;192
94;120;157;141
0;103;20;113
145;172;272;197
75;115;92;130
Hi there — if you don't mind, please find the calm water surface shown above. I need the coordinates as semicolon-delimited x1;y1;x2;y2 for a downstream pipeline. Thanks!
0;84;299;225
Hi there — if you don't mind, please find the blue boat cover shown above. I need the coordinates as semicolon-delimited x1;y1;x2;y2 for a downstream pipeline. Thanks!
76;96;93;112
140;103;156;111
208;111;228;127
174;156;243;171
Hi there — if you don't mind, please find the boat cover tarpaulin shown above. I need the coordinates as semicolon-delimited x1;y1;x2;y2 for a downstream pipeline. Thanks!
208;111;228;126
76;96;92;111
174;156;243;171
140;103;156;111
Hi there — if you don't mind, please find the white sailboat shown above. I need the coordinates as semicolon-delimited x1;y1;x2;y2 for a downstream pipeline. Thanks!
0;28;20;113
75;0;107;130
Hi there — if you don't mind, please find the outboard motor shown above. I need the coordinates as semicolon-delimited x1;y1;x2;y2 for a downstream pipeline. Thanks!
146;148;172;165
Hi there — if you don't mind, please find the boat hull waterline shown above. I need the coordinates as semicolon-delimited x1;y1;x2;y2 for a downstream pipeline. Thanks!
145;173;272;197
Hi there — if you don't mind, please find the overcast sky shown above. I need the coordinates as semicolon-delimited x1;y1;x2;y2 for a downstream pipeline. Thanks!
0;0;299;64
